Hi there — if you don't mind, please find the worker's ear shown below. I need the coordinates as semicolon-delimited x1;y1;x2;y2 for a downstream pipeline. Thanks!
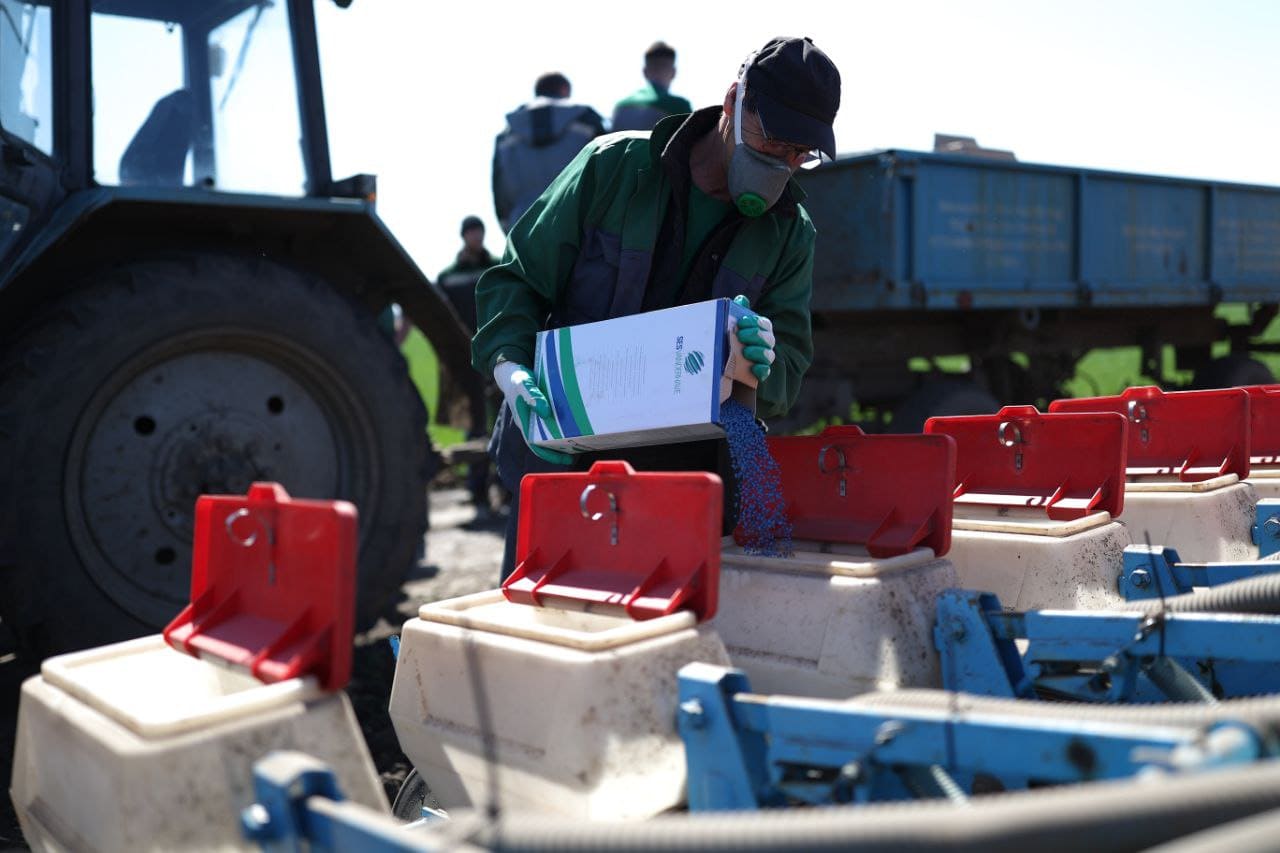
723;83;737;117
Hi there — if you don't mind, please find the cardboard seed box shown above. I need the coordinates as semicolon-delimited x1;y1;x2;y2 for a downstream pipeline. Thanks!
530;298;760;452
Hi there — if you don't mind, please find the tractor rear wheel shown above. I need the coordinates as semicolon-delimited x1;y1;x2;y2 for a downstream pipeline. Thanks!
0;254;432;656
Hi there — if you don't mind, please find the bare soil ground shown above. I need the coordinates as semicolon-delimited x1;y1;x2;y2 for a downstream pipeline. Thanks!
0;487;504;850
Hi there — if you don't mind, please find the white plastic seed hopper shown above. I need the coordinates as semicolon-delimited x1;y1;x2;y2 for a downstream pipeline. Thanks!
926;406;1130;610
717;427;958;698
1051;387;1258;563
389;461;730;820
10;483;383;853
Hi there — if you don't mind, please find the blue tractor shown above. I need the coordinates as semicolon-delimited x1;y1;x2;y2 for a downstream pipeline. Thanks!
0;0;480;654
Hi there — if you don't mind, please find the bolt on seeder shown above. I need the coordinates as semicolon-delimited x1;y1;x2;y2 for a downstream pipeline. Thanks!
530;298;758;453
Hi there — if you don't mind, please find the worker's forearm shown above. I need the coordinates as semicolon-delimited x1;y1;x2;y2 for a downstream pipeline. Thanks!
471;262;548;372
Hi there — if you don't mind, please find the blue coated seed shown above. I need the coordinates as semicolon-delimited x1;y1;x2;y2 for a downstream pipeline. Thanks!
721;400;793;557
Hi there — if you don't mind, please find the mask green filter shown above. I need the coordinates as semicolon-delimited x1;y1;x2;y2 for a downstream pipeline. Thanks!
735;192;768;218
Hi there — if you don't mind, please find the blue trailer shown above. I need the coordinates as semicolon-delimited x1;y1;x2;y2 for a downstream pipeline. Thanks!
794;151;1280;429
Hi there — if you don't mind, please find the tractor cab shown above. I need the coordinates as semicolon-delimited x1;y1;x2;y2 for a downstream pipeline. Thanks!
0;0;340;267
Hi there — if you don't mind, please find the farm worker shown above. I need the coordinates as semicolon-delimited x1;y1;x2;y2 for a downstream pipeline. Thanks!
437;215;500;334
472;37;843;579
437;215;502;515
611;40;694;132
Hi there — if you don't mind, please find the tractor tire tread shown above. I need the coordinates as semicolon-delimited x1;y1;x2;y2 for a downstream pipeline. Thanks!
0;251;429;656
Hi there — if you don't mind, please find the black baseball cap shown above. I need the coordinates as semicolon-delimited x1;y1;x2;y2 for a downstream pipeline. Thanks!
743;37;841;160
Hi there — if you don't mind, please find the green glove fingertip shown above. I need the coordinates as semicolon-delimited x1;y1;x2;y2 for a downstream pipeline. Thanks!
516;397;572;464
752;363;771;381
517;373;553;419
516;396;546;437
732;295;751;309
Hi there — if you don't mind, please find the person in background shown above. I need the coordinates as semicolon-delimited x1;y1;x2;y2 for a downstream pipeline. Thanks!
611;41;693;132
473;37;842;579
438;215;502;517
492;72;605;234
438;215;499;333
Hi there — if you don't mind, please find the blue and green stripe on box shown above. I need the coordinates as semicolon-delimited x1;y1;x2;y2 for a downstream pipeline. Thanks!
541;327;595;439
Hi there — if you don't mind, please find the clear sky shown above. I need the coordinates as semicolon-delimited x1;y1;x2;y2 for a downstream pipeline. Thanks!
314;0;1280;280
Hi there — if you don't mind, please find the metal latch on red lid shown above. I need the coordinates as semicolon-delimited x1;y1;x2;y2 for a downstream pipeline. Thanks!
1049;386;1251;483
1243;385;1280;466
926;406;1128;521
504;460;722;622
163;482;357;691
739;426;956;558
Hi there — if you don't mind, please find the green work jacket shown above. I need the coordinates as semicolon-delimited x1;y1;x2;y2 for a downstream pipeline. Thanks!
472;107;818;487
612;83;694;132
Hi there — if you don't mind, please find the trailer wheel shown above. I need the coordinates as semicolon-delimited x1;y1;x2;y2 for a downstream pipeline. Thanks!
892;378;1000;433
0;254;431;656
1193;355;1276;390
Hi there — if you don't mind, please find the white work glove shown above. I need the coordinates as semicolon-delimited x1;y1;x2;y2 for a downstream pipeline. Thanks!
733;295;776;382
494;361;573;465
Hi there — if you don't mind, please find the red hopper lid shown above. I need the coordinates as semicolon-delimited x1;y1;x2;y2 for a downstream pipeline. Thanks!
1049;386;1250;482
164;482;356;691
1243;385;1280;465
739;426;956;558
925;406;1128;520
505;461;721;622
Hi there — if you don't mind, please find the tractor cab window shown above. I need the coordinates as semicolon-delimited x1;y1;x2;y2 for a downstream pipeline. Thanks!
90;8;188;186
0;1;54;154
91;1;305;196
205;4;305;195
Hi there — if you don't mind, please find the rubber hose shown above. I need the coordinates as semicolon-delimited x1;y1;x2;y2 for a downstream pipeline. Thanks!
1141;805;1280;853
849;688;1236;724
844;688;1280;730
1121;573;1280;615
470;760;1280;853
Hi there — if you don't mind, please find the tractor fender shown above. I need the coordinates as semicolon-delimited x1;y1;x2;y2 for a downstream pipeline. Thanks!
0;187;484;428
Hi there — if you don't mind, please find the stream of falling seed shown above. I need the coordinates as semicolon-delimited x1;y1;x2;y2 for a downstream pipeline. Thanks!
721;399;793;557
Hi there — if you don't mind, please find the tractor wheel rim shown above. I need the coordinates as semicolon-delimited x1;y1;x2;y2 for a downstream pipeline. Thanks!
64;329;377;626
